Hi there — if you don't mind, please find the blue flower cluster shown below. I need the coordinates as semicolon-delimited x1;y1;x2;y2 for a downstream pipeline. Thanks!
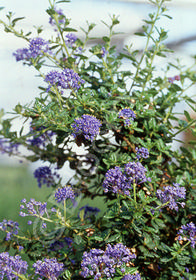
81;243;136;279
103;162;150;196
13;48;30;62
27;125;55;148
0;252;28;279
103;166;131;196
44;68;85;92
33;166;60;188
29;37;50;58
0;138;19;155
20;198;47;218
118;108;136;127
55;186;75;203
0;220;19;241
50;237;73;251
178;222;196;248
33;257;64;279
122;273;141;280
168;75;180;83
13;37;50;61
156;183;186;211
71;114;102;142
136;147;149;160
49;7;65;26
101;46;107;57
65;33;77;47
124;162;150;184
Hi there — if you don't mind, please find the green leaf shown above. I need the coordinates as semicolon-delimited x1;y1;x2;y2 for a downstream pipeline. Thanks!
161;257;172;263
149;118;156;130
189;140;196;145
102;36;110;42
156;52;166;57
104;210;115;219
12;17;25;25
163;14;172;20
46;8;55;16
74;235;83;245
134;32;145;36
159;31;168;41
4;26;11;33
170;83;182;92
184;110;191;122
107;233;121;243
79;208;85;221
14;103;22;114
122;200;129;210
25;31;32;36
88;23;96;31
111;15;120;26
93;236;103;241
0;109;4;122
62;27;77;32
56;0;70;3
125;267;139;274
63;270;71;280
132;222;142;234
144;19;154;24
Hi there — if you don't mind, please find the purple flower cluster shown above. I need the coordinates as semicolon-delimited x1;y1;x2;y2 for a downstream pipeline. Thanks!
64;237;73;247
101;46;107;58
124;162;151;184
118;108;136;127
122;273;141;280
55;186;75;203
0;138;19;155
20;198;47;218
49;7;65;26
29;37;50;58
168;75;180;83
65;33;77;47
81;243;136;279
13;48;30;61
44;68;85;92
71;114;102;142
27;125;55;148
103;166;131;196
13;37;50;61
178;222;196;248
0;220;19;240
136;147;149;160
33;166;60;188
103;162;150;196
33;257;64;279
0;252;28;279
156;183;186;211
79;205;100;219
50;237;73;251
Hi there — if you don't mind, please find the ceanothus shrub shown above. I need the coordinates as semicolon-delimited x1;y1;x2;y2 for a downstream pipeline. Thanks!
0;0;195;279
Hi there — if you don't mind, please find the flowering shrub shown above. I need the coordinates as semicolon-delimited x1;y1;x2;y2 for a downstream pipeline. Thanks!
0;0;196;279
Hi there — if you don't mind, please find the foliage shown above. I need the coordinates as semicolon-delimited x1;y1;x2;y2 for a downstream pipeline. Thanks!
0;0;196;279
